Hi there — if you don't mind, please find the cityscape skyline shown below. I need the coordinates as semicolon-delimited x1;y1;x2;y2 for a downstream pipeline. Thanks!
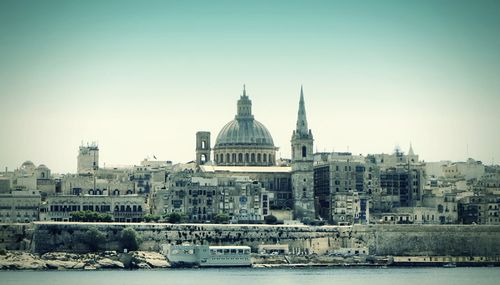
1;0;499;173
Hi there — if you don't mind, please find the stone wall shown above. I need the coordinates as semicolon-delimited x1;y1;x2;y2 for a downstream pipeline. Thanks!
0;223;33;250
30;223;345;254
1;222;499;257
352;224;500;256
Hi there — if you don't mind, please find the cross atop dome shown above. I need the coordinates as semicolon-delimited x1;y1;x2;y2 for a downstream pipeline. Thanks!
242;84;248;98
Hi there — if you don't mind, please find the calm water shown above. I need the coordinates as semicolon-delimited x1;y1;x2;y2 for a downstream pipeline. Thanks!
1;267;499;285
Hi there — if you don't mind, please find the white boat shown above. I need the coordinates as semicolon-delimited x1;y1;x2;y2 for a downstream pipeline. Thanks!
162;244;252;267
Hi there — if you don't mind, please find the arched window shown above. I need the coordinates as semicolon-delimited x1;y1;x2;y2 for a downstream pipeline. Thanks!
257;153;261;162
200;154;207;163
263;153;267;162
201;140;207;149
251;153;255;162
302;146;307;158
245;153;249;162
88;189;94;195
113;189;120;196
232;153;236;163
238;153;243;162
220;154;223;163
226;153;230;163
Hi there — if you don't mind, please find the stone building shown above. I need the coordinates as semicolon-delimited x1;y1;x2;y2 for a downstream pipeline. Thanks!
473;171;500;195
376;166;424;210
161;173;272;223
77;143;99;175
40;194;147;222
5;161;57;196
370;145;419;170
458;194;500;225
0;190;41;223
313;153;376;224
61;175;135;196
442;158;485;181
200;165;292;210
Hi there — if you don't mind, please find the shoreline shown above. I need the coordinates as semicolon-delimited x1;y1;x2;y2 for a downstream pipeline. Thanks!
1;251;498;270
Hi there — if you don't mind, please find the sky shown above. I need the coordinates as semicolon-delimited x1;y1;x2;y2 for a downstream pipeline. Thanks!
0;0;499;173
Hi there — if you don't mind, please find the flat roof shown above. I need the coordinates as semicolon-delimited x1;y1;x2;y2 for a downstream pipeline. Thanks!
209;246;251;249
200;165;291;173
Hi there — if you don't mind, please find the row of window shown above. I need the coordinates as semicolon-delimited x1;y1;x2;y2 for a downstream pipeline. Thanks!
215;153;274;164
49;204;143;212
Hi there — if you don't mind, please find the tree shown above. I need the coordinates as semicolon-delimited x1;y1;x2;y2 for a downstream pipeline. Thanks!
165;213;183;224
143;214;161;223
264;214;278;225
120;227;141;251
213;213;230;224
81;226;106;252
71;211;113;222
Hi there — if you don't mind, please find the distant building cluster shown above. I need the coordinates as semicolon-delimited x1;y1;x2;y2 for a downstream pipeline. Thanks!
1;86;499;225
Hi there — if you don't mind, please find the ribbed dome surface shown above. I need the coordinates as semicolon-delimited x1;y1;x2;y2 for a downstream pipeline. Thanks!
215;119;274;147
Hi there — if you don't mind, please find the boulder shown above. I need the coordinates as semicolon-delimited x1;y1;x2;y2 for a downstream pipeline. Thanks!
135;262;151;269
97;258;125;269
131;251;170;268
0;252;47;270
45;260;79;270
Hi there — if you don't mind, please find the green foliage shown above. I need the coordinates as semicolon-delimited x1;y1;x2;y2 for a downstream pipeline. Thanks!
264;214;278;225
71;211;113;222
120;227;141;251
81;226;106;252
143;214;161;223
213;213;230;224
164;212;184;224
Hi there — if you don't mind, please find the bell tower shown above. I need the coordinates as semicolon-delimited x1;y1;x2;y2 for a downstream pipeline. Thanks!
291;86;315;220
196;131;211;165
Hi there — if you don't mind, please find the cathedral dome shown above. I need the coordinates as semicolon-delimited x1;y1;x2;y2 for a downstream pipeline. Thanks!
213;86;277;166
215;119;274;148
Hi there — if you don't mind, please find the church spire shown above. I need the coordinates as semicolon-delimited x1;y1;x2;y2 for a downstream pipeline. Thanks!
408;143;415;156
296;85;309;136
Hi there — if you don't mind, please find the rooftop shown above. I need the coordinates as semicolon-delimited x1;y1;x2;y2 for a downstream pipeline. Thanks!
200;165;291;173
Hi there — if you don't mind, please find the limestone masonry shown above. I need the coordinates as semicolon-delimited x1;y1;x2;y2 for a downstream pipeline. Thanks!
1;222;499;257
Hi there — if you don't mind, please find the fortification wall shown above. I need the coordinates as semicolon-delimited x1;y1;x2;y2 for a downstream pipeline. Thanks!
0;223;33;250
31;222;346;254
352;224;500;256
2;222;499;257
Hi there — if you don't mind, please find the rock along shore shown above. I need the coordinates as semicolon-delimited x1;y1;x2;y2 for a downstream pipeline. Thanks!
0;251;170;270
0;250;394;270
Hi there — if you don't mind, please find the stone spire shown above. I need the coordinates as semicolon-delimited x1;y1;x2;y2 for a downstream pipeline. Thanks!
408;143;415;156
295;85;309;136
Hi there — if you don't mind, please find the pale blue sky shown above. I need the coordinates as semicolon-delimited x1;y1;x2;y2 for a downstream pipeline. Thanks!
1;0;499;173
